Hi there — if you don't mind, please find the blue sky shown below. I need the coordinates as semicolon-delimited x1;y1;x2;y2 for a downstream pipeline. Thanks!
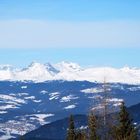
0;0;140;67
1;47;140;68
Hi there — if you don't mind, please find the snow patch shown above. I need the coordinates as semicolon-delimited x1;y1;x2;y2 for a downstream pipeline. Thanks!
40;90;48;94
128;86;140;91
21;86;27;89
92;105;104;111
0;120;35;136
0;111;7;114
106;98;123;103
113;102;122;107
26;114;54;125
49;92;60;100
17;93;29;96
0;94;26;104
60;95;79;102
0;105;19;110
78;125;88;130
64;105;76;110
81;88;104;94
33;100;42;103
88;95;103;99
0;135;15;140
24;96;35;100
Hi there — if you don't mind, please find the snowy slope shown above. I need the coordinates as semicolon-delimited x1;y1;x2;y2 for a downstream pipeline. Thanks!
14;62;55;81
0;62;140;84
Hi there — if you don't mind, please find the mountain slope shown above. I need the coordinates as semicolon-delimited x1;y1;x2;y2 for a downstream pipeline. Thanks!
0;81;140;139
22;115;87;140
20;103;140;140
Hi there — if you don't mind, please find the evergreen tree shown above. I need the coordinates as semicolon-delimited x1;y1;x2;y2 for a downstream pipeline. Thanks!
88;113;99;140
114;102;137;140
19;136;24;140
67;115;76;140
75;130;87;140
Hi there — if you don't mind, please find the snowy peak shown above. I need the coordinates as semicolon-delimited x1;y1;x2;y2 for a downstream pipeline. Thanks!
28;62;43;68
45;63;60;74
0;65;14;81
26;62;59;75
0;62;140;84
14;62;55;82
55;61;81;72
0;65;14;71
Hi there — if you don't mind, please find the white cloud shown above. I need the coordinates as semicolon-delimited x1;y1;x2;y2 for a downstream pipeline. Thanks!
0;19;140;48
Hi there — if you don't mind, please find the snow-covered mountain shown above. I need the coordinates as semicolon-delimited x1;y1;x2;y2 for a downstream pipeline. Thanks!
0;62;140;84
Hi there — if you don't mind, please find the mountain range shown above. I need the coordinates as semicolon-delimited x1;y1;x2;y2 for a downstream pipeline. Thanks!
0;61;140;84
0;62;140;139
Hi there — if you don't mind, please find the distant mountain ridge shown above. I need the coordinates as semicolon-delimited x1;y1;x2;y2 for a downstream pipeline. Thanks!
0;61;140;84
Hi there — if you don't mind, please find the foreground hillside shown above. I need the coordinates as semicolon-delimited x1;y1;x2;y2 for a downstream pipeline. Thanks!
17;102;140;140
23;115;87;140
